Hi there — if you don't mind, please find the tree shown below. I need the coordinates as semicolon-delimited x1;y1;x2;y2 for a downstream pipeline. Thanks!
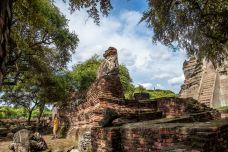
69;55;102;91
2;79;41;124
118;64;135;98
1;0;78;124
135;85;147;93
2;0;227;86
69;55;134;96
68;0;113;24
141;0;228;65
0;0;13;85
34;73;71;123
0;0;113;85
2;72;71;124
68;0;228;64
2;0;78;86
1;0;78;123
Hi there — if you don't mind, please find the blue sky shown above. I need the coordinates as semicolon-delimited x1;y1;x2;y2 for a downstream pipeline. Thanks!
55;0;187;93
111;0;148;13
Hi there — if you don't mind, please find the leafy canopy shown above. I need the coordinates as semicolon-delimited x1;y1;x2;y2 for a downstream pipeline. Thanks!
3;0;78;86
1;0;78;120
69;0;228;64
69;55;134;96
141;0;228;64
68;0;113;24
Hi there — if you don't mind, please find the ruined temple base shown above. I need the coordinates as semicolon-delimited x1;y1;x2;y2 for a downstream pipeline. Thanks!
92;119;228;152
61;96;228;152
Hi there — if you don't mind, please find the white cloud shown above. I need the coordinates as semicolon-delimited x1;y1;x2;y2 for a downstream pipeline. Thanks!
156;84;164;89
168;74;185;85
136;83;154;90
55;2;187;93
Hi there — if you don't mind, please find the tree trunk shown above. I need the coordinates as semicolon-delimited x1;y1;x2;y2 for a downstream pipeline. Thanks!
38;103;45;124
27;110;32;125
0;0;13;85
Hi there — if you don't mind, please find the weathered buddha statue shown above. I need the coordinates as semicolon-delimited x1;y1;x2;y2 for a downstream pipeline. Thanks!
96;47;119;79
86;47;124;100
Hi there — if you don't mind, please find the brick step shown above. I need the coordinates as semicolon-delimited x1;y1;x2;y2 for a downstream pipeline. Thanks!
199;101;210;105
195;132;217;138
199;96;212;100
201;81;214;85
160;142;193;152
198;70;216;102
199;93;213;97
199;91;213;95
202;78;215;81
162;122;226;151
113;111;163;126
200;88;214;92
201;85;214;89
202;77;215;80
186;135;210;143
203;75;215;79
201;83;214;87
199;99;211;103
164;112;216;123
189;141;207;149
199;96;211;99
199;102;210;105
184;132;218;151
202;82;214;87
190;127;219;133
203;78;215;83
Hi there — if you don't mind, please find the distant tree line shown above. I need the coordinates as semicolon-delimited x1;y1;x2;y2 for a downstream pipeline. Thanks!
0;106;51;119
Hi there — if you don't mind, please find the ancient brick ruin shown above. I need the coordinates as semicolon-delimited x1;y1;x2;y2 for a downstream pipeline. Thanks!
61;48;228;152
179;57;228;108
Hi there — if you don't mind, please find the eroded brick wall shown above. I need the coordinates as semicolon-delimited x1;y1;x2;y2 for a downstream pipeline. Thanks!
91;120;228;152
156;97;221;119
61;95;220;139
60;97;158;138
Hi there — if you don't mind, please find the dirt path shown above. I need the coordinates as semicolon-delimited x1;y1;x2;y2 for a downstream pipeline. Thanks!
44;135;76;152
0;138;11;152
0;135;76;152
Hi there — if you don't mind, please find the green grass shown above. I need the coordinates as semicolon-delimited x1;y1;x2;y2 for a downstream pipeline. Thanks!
217;106;228;112
147;89;177;99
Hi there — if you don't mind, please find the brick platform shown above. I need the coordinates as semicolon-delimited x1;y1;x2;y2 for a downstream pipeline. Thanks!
60;48;227;152
91;119;228;152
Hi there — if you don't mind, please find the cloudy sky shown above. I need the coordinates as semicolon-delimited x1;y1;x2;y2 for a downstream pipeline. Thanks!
55;0;187;93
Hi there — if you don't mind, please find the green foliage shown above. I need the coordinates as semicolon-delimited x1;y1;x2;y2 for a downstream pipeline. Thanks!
125;85;176;100
3;0;78;86
119;65;133;92
69;56;176;100
68;0;228;64
69;55;134;97
147;89;177;100
69;55;102;91
0;106;51;119
141;0;228;64
217;106;228;113
1;0;77;122
1;72;69;122
124;84;135;100
39;73;72;103
68;0;113;24
134;85;147;93
31;107;52;118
